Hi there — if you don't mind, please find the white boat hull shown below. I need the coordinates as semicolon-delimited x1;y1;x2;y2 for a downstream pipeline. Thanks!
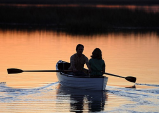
56;60;108;90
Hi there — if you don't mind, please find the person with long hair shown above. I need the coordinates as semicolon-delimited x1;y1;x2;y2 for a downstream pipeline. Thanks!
89;48;105;77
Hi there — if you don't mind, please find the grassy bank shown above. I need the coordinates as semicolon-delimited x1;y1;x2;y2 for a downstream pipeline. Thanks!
0;5;159;32
1;0;159;5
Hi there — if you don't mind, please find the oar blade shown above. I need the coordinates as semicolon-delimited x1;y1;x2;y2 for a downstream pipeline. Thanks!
125;76;136;83
7;68;23;74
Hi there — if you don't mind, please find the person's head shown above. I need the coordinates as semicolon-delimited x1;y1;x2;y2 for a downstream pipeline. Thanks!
76;44;84;55
91;48;102;59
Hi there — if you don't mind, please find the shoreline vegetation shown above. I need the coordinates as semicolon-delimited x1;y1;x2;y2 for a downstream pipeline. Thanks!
0;5;159;34
1;0;159;5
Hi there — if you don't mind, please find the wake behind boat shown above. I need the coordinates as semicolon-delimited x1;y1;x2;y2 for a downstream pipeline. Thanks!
56;60;108;90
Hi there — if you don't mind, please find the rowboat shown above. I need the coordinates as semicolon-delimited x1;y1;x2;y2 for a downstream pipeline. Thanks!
56;60;108;90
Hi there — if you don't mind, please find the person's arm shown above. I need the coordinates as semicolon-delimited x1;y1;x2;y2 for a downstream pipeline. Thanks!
102;61;106;74
70;55;77;72
85;57;91;72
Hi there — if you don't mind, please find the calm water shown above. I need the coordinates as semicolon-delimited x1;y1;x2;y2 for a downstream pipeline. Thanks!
0;29;159;112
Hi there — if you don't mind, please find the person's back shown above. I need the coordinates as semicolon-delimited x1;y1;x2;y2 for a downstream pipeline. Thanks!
89;58;105;77
89;48;105;77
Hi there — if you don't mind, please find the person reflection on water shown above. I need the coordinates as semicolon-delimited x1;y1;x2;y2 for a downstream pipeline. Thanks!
68;44;90;76
89;48;105;77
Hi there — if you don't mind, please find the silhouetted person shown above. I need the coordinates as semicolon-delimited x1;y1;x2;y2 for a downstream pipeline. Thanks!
69;44;90;76
89;48;105;77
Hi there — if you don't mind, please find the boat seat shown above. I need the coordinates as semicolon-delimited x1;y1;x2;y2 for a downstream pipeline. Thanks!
58;62;89;76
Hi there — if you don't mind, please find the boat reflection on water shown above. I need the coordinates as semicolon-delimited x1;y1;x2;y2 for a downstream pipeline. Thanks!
56;84;108;112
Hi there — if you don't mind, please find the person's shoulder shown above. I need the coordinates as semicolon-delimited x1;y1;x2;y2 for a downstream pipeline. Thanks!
70;53;76;59
82;54;88;59
101;59;105;63
96;58;104;63
82;54;87;57
71;53;76;57
89;58;93;61
82;54;88;62
89;58;97;63
88;58;93;63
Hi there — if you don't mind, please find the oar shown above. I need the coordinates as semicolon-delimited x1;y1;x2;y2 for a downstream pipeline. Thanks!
104;72;136;83
7;68;71;74
7;68;136;83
